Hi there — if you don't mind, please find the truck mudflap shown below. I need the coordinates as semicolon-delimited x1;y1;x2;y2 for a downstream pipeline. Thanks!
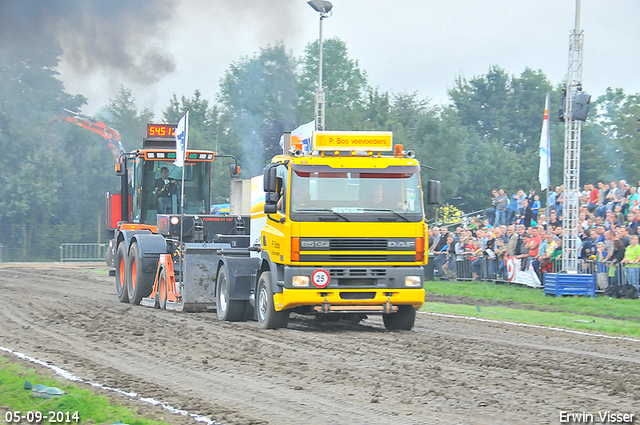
141;245;219;312
142;243;258;312
178;245;219;311
273;288;425;313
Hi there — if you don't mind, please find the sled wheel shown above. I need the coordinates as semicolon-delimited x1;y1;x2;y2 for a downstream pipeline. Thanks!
158;267;168;310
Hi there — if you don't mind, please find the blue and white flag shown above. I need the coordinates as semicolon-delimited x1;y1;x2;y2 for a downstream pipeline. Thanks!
174;111;189;167
278;120;315;153
538;94;551;190
291;120;315;153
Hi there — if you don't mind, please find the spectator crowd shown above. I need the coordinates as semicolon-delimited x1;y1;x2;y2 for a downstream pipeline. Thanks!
428;180;640;292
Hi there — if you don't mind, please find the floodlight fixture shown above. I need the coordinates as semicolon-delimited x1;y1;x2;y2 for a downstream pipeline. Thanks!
308;0;332;17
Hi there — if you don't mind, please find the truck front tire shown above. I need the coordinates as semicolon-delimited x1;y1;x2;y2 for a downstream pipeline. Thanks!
382;305;416;331
256;271;289;329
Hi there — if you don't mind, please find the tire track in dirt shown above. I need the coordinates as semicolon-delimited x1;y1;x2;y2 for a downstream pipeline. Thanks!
1;264;639;424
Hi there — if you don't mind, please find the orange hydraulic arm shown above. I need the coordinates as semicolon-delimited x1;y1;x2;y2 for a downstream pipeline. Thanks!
55;109;126;164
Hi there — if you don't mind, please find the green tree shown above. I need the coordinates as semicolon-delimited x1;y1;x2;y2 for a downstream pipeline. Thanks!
299;37;368;130
0;42;87;260
164;90;236;203
387;91;429;145
592;88;640;181
449;66;556;154
99;86;154;149
218;43;299;177
409;106;472;208
448;66;573;211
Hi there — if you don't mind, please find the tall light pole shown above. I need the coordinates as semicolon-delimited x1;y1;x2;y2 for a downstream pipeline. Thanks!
308;0;333;131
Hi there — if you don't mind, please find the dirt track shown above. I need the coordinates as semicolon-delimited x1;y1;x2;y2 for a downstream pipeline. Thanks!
1;263;639;425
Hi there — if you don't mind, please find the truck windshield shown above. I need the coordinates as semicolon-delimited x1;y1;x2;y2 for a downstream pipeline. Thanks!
289;167;423;222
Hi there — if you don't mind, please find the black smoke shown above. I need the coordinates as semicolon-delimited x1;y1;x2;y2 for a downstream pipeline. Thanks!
0;0;177;84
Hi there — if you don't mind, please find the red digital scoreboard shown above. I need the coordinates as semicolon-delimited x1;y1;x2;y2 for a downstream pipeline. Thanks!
147;124;177;138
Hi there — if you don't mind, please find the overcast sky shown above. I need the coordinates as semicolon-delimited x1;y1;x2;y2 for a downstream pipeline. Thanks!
53;0;640;119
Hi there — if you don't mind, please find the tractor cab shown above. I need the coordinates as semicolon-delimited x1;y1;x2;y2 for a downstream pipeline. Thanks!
130;157;211;225
108;124;216;228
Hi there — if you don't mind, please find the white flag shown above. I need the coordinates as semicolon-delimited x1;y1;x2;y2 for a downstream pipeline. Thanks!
538;93;551;190
278;120;315;153
174;111;189;167
291;120;315;153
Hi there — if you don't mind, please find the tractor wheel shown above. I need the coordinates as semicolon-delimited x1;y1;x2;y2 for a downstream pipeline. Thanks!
216;265;247;321
115;242;129;303
256;271;289;329
382;305;416;331
127;242;154;305
157;267;168;310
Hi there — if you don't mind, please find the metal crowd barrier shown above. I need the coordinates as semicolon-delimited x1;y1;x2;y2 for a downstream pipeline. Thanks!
59;243;107;262
430;253;635;291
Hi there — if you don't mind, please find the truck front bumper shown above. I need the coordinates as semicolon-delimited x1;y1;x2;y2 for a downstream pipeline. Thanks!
274;265;425;312
273;287;425;312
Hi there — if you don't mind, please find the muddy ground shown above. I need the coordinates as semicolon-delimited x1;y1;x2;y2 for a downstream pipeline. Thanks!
1;263;639;425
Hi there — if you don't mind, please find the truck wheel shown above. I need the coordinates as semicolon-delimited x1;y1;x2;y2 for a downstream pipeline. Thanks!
256;271;289;329
382;305;416;331
127;242;154;305
216;265;247;322
115;242;129;303
157;267;168;310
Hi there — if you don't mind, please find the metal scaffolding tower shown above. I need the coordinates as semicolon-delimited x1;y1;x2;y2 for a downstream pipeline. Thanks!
561;0;583;273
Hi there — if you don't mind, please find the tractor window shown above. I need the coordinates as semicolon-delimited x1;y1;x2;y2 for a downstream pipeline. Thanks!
139;161;210;225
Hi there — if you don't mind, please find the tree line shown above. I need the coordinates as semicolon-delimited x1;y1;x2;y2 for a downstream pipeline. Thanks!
0;38;638;261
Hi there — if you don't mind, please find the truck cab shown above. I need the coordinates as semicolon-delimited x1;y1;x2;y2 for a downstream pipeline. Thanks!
253;131;439;330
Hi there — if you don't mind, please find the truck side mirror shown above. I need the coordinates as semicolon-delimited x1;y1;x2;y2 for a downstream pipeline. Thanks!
229;163;240;177
263;164;278;193
115;161;126;176
264;191;280;215
427;180;441;205
263;164;279;214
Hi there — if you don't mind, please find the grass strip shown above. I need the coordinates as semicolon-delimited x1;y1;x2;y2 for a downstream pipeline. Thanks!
422;280;640;337
0;356;172;425
421;302;640;338
424;280;640;319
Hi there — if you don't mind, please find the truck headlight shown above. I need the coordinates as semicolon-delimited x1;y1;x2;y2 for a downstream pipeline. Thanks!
404;276;422;287
292;275;310;287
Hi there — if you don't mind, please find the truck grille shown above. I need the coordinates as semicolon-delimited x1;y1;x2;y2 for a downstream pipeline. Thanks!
299;238;417;263
329;268;387;277
329;254;386;262
330;239;387;251
326;268;388;287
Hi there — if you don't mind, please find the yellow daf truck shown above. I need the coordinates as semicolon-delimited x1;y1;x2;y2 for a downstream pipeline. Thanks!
250;131;439;329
